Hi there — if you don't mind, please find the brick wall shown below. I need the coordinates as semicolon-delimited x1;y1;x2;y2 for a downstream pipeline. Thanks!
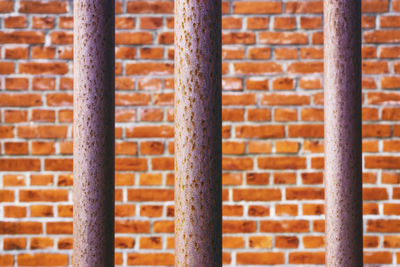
0;0;399;266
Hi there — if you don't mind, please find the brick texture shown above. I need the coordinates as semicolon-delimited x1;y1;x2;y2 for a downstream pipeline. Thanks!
0;0;399;266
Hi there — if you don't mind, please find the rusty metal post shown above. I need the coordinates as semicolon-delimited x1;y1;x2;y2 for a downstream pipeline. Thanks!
174;0;222;266
73;0;115;266
324;0;363;266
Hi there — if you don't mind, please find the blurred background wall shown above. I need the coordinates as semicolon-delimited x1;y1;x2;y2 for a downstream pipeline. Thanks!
0;0;399;266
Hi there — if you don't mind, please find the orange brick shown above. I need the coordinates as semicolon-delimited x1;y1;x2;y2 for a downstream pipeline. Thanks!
276;236;299;248
289;252;325;264
0;222;42;234
237;252;284;265
260;220;309;232
223;221;257;233
139;237;162;249
248;236;272;248
258;157;306;170
17;253;68;266
223;236;245;249
233;189;281;201
4;237;26;250
127;253;174;266
4;206;26;218
30;237;53;249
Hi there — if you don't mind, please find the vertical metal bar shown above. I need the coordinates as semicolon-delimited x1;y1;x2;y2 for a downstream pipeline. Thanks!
174;0;222;266
73;0;115;266
324;0;363;266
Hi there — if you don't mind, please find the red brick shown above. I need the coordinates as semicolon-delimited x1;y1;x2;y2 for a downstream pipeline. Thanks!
0;126;14;139
300;17;322;29
285;1;323;13
127;1;173;13
235;125;285;138
223;109;245;121
274;17;296;30
259;32;308;44
272;77;294;90
223;48;245;59
126;125;173;138
18;125;67;139
0;62;14;74
4;16;27;28
126;62;173;75
4;142;28;155
0;1;13;13
275;48;298;59
365;156;400;169
222;93;256;105
116;93;151;106
5;47;28;59
32;16;55;29
116;32;152;45
19;1;67;13
0;159;40;171
223;32;255;44
233;189;281;201
222;157;253;170
262;93;310;105
247;17;270;29
367;220;400;232
19;62;68;74
234;62;282;74
222;141;245;155
362;0;388;12
274;108;297;121
258;157;306;169
0;31;44;44
233;2;282;14
32;110;55;122
365;30;400;43
222;17;242;29
289;124;324;138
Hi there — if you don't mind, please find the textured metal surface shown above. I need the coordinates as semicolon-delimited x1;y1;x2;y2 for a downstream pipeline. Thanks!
73;0;115;266
324;0;363;266
174;0;222;266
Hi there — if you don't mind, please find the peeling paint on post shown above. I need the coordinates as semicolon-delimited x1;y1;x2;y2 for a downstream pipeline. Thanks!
73;0;115;266
174;0;222;266
324;0;363;266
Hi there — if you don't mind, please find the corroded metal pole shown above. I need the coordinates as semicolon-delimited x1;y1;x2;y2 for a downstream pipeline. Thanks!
174;0;222;266
324;0;363;266
73;0;115;266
